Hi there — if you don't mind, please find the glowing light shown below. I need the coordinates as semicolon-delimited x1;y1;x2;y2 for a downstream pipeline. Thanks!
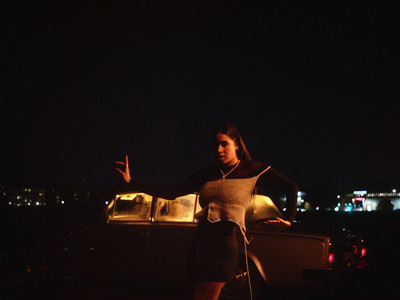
361;248;366;257
328;253;334;264
353;190;367;196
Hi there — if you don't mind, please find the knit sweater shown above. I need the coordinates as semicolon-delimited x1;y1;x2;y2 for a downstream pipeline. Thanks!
195;166;270;230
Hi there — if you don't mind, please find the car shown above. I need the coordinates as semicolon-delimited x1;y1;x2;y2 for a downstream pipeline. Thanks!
41;192;366;298
2;192;368;299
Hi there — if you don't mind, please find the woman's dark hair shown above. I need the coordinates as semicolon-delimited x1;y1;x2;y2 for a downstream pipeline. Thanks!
213;124;252;161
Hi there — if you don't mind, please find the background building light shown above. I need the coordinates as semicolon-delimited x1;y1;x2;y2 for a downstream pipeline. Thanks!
353;190;367;196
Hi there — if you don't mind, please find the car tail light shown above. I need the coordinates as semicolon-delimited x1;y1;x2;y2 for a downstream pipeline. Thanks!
328;253;334;264
354;245;366;258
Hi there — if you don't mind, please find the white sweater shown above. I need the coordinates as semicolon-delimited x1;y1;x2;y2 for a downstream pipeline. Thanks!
195;166;270;231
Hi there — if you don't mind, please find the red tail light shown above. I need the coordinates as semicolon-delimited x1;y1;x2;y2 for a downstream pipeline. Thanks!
328;253;334;264
360;248;366;257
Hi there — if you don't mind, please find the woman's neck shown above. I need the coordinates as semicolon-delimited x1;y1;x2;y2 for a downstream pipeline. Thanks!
220;159;240;169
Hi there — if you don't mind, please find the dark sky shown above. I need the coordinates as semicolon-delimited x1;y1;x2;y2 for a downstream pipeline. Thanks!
2;1;399;192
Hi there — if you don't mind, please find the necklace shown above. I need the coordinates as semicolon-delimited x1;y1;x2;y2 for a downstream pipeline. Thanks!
220;160;240;180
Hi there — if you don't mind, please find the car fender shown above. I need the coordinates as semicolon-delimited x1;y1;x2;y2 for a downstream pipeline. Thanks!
245;251;269;284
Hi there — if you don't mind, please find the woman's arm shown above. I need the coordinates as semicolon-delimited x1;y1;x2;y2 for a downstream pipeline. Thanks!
129;180;199;200
258;167;299;223
115;155;131;183
115;155;203;199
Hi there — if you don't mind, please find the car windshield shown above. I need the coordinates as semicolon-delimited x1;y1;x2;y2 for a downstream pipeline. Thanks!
155;194;199;222
107;193;153;221
246;194;283;223
105;193;281;224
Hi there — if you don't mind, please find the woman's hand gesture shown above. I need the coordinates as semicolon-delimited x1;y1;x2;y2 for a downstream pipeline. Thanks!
115;155;131;183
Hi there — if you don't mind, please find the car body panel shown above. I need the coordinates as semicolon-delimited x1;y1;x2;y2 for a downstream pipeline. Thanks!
32;192;367;288
246;233;329;286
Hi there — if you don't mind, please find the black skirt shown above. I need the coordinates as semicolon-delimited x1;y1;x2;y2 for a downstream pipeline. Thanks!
187;220;239;283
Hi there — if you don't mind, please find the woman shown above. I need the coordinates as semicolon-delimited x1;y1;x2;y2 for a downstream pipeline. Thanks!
115;124;298;300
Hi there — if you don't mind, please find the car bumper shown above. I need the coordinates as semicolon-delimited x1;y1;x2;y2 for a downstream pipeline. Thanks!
303;261;369;283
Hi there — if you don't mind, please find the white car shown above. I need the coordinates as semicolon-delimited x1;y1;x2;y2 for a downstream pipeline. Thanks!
10;192;367;299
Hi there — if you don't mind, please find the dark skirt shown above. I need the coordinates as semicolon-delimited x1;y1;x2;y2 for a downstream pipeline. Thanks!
187;220;239;283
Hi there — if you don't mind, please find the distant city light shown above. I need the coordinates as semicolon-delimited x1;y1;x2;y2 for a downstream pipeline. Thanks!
344;205;352;212
353;190;368;196
353;190;367;196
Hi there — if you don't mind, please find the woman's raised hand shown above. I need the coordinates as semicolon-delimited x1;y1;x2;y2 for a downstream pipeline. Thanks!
115;155;131;183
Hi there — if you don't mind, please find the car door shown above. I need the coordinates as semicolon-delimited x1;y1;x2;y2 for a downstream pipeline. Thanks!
148;194;199;283
84;193;153;282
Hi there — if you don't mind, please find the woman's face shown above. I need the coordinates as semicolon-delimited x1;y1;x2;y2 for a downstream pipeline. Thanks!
213;133;239;166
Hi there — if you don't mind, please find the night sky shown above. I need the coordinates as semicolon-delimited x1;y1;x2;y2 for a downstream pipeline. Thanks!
2;1;399;192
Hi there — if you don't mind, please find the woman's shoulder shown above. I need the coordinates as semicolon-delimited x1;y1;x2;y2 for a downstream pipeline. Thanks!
243;160;270;171
237;160;270;178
